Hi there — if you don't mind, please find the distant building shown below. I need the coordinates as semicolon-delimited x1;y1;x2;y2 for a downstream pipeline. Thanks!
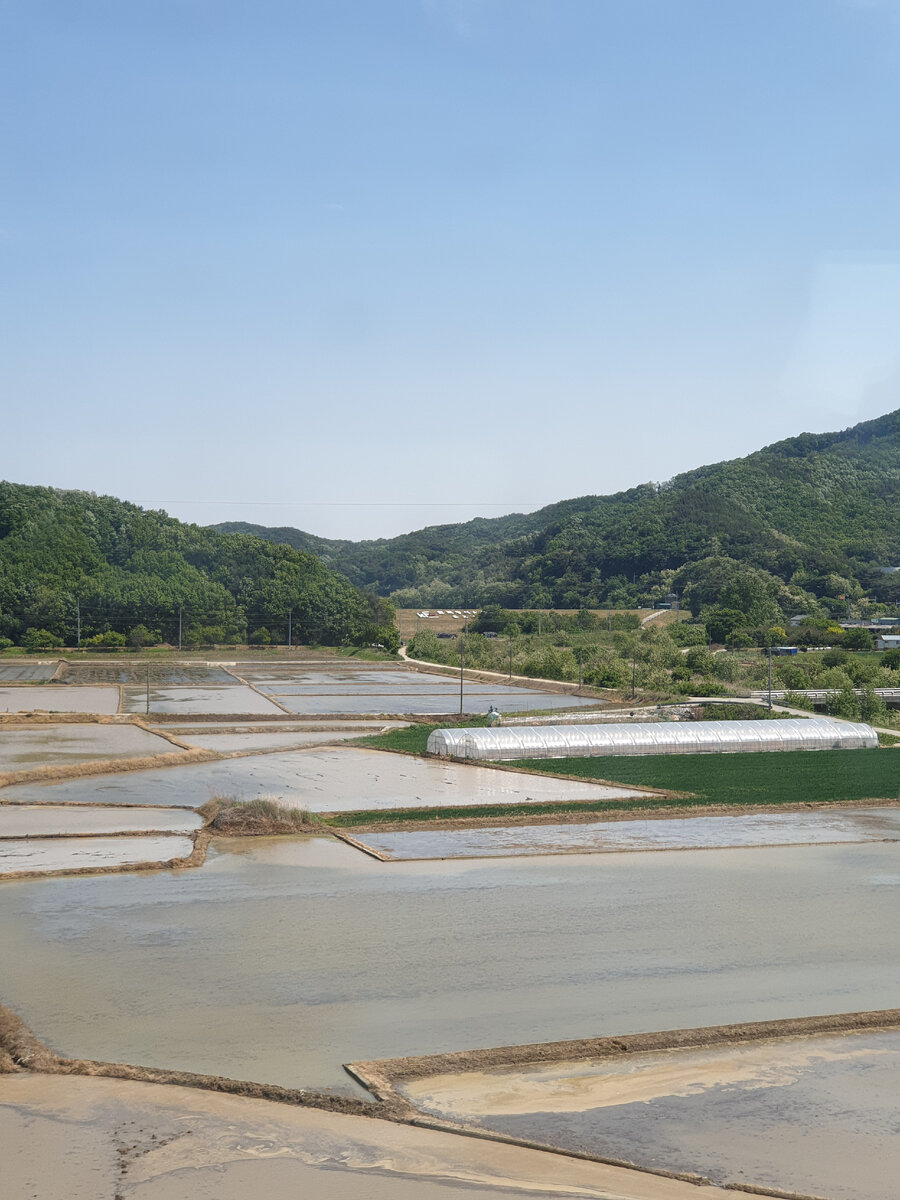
877;635;900;651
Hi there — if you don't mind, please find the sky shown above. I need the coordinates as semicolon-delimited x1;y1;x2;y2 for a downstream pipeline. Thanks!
3;0;900;541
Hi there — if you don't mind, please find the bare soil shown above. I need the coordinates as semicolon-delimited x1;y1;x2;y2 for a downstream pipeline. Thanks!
347;1008;900;1090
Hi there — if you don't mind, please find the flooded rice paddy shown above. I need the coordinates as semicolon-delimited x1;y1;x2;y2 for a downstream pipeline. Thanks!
121;685;285;715
356;806;900;860
0;686;119;713
2;654;898;1199
0;723;179;770
0;834;194;875
275;691;595;714
397;1029;900;1200
0;661;59;682
0;746;648;811
1;838;898;1094
0;806;202;837
58;662;237;685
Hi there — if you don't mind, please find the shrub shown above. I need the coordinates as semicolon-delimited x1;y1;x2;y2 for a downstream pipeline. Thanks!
127;624;160;648
842;627;873;651
825;686;860;720
84;630;126;647
822;648;849;668
22;627;63;650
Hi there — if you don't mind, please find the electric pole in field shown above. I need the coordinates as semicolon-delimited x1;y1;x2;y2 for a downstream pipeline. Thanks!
458;635;464;717
145;662;151;715
75;600;81;648
178;606;183;652
288;609;292;649
767;647;773;711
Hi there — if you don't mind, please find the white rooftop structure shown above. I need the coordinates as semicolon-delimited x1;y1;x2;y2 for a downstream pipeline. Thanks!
426;718;878;761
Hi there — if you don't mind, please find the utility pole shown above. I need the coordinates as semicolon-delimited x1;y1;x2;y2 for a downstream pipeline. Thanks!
178;606;182;652
767;646;773;712
145;661;150;715
578;650;583;690
631;653;636;699
287;609;292;649
75;600;81;648
508;636;514;682
458;635;464;717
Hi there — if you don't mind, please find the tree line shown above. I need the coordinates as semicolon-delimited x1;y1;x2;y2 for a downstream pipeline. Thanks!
0;483;397;650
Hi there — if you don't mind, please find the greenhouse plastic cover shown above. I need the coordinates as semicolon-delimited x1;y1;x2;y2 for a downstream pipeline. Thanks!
426;718;879;760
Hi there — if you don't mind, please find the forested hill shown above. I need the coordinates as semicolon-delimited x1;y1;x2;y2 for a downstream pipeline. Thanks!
0;483;394;648
214;410;900;615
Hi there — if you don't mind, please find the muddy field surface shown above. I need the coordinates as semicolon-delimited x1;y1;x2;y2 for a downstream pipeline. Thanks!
0;662;59;683
0;745;645;811
0;806;202;837
58;663;236;685
0;838;897;1092
0;723;178;771
355;806;900;860
0;686;120;714
0;834;195;876
0;1073;730;1200
397;1029;900;1200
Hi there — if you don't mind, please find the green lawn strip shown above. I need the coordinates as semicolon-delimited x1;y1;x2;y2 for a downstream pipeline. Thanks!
352;720;488;754
510;748;900;808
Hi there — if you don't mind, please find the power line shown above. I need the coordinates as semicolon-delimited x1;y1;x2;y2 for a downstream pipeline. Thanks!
143;500;538;507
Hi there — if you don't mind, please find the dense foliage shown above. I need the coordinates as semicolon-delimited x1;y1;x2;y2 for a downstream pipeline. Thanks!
405;616;900;725
218;410;900;616
0;483;394;648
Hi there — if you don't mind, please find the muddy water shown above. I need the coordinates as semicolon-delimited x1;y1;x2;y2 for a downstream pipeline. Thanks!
0;834;194;875
121;686;284;715
0;746;645;810
0;839;897;1093
399;1030;900;1200
359;806;900;859
0;686;119;714
0;806;202;837
0;723;178;770
0;1073;726;1200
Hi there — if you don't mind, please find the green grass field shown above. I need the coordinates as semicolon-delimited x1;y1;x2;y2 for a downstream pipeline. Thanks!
513;748;900;808
352;719;487;753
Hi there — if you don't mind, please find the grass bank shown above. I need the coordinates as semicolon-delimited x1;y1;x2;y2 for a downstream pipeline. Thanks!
512;748;900;808
352;719;488;754
322;797;685;828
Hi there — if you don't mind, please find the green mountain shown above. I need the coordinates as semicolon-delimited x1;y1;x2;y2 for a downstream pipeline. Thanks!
214;410;900;617
0;483;393;647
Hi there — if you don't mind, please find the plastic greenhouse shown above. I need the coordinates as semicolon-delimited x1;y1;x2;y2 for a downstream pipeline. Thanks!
425;718;878;761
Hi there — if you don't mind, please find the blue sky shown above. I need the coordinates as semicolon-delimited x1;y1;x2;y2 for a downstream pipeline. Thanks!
3;0;900;539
